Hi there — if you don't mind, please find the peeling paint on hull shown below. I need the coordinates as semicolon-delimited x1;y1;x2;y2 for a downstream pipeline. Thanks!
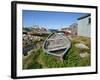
43;33;71;59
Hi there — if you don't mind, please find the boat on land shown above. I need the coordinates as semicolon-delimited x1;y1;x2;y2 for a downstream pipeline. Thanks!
43;32;71;59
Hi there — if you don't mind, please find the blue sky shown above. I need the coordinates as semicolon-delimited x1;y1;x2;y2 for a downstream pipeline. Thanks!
22;10;87;29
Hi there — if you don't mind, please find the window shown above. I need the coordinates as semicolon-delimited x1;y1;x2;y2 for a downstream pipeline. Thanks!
88;18;91;24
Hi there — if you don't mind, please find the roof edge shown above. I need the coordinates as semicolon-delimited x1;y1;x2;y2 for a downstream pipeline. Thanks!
77;14;91;20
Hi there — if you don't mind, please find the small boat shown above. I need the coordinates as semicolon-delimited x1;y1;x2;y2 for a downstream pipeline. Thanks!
43;32;71;59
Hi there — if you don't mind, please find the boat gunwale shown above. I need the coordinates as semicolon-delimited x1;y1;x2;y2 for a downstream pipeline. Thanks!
43;32;71;57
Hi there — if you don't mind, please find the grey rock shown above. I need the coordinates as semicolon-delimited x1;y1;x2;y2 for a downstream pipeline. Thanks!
75;43;89;49
79;52;89;58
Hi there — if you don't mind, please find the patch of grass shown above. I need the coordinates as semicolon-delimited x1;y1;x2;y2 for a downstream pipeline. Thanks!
23;36;91;69
23;49;43;69
72;36;91;46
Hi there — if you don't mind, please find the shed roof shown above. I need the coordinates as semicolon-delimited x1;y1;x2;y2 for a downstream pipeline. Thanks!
77;14;91;20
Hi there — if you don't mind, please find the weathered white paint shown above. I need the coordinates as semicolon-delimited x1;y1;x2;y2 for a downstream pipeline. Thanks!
78;15;91;37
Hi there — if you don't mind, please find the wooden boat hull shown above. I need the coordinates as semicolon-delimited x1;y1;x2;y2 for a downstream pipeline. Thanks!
43;33;71;58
